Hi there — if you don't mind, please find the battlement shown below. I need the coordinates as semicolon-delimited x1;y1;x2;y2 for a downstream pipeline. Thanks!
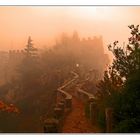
9;50;25;54
81;36;103;42
81;36;103;46
9;49;25;61
80;36;104;54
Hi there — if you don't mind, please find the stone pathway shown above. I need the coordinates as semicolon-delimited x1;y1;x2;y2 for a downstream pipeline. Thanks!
62;97;100;133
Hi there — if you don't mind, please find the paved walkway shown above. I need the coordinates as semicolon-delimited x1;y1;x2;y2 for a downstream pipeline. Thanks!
62;97;100;133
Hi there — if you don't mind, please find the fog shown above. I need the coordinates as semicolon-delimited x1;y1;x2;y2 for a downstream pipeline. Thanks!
0;6;140;133
0;6;140;53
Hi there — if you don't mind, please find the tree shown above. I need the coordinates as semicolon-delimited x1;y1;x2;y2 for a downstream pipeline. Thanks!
97;66;123;99
113;69;140;132
25;36;38;58
17;36;41;90
15;37;43;114
97;25;140;132
97;25;140;98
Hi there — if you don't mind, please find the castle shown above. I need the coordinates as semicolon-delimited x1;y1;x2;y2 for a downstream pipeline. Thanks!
0;34;110;85
54;32;110;79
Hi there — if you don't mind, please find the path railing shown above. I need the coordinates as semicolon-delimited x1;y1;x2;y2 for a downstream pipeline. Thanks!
57;71;79;109
43;71;79;133
75;87;97;125
73;70;113;132
43;70;113;133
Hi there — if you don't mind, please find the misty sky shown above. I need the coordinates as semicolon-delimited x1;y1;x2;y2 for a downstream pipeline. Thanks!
0;6;140;53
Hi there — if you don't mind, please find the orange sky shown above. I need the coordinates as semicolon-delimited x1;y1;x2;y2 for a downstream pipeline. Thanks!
0;6;140;53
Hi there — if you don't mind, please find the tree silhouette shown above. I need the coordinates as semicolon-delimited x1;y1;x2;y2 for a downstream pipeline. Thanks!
98;25;140;98
16;36;41;100
97;25;140;132
25;36;38;58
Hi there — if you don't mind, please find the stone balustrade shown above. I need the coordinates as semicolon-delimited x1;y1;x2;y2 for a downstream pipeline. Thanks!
44;71;79;133
76;88;97;123
44;71;113;133
76;88;113;132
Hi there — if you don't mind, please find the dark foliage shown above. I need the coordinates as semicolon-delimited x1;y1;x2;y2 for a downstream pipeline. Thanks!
97;25;140;132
